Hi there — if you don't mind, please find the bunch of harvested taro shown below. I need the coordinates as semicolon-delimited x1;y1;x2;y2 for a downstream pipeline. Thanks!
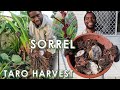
71;39;117;75
29;47;53;73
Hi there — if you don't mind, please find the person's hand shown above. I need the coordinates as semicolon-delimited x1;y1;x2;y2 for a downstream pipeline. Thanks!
110;45;120;62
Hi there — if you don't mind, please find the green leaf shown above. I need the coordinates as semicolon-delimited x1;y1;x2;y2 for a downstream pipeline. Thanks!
10;12;28;42
66;25;72;35
20;11;27;16
2;16;19;32
71;33;76;40
0;30;19;53
59;30;64;38
25;66;30;70
0;57;3;63
0;61;12;77
0;53;10;61
0;22;6;34
12;55;22;64
2;13;30;54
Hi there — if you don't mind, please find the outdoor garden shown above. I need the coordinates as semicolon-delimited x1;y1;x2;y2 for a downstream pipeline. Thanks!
0;11;78;79
0;11;30;79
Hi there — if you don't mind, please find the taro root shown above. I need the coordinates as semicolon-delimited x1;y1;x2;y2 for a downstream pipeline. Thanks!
30;48;52;72
73;39;115;75
97;49;113;70
74;56;91;74
98;57;112;70
75;65;91;75
87;61;99;74
65;32;119;77
89;45;102;61
83;49;89;59
75;57;86;66
75;50;85;57
75;62;91;75
77;39;84;50
75;55;100;75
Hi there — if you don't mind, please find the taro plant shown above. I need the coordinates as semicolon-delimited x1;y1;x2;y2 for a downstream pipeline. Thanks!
0;52;30;79
2;11;30;55
0;11;31;79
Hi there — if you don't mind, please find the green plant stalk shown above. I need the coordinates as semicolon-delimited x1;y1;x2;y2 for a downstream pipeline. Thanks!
21;17;27;30
0;61;12;76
